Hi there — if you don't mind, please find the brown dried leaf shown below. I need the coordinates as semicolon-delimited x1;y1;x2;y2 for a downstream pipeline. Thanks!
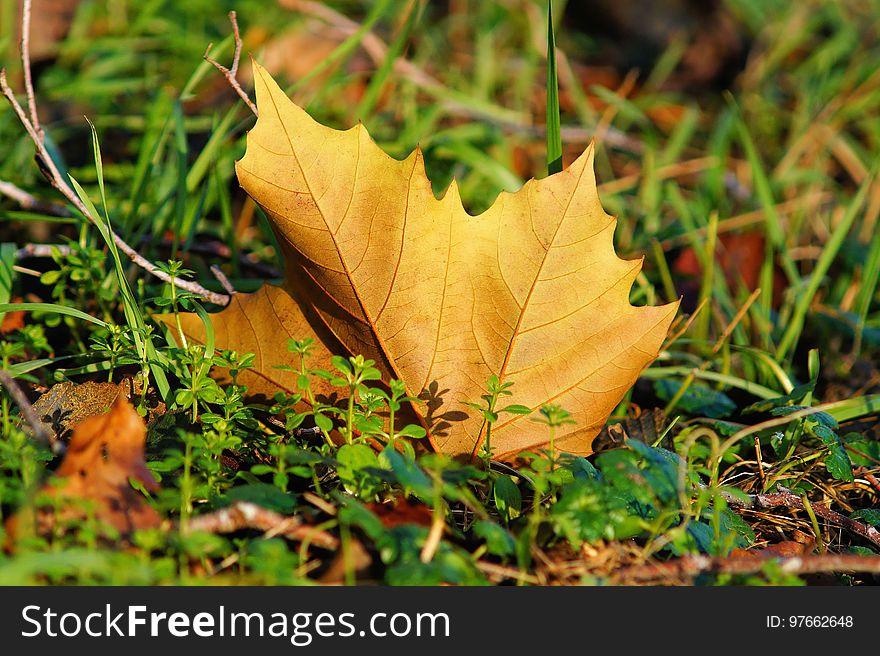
593;407;669;452
33;380;129;440
7;396;161;540
365;498;434;529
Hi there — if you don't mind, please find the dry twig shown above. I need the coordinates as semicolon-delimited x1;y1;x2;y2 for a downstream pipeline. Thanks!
204;11;258;117
476;560;539;585
210;264;236;296
0;179;70;216
184;501;339;550
657;191;831;250
15;243;71;259
615;552;880;584
419;507;445;563
855;466;880;496
0;370;63;454
302;491;338;516
20;0;42;140
15;240;280;281
723;486;880;548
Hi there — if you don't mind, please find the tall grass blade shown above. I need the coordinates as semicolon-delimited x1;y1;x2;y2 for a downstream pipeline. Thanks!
71;126;171;399
546;1;563;175
356;0;421;118
776;174;872;360
0;242;14;326
289;0;393;95
0;302;108;328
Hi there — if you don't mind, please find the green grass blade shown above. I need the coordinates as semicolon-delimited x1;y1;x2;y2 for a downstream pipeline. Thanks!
172;102;189;256
590;85;650;125
181;35;233;100
435;141;521;194
6;358;58;378
5;355;80;378
641;366;780;400
854;172;880;354
53;359;116;378
776;174;872;360
0;211;77;224
69;176;141;344
192;301;216;380
824;393;880;423
650;239;678;304
660;107;698;166
695;213;718;342
545;1;562;175
730;98;800;286
212;164;238;277
185;105;239;194
123;91;174;231
0;302;108;328
72;131;142;343
71;130;171;399
356;0;421;119
288;0;393;95
0;242;14;325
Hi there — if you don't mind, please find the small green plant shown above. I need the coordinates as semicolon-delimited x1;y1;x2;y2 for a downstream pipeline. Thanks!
322;354;383;444
465;375;531;460
377;378;427;449
532;403;576;464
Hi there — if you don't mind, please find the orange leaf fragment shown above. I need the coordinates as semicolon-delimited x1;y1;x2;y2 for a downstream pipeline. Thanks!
7;396;161;540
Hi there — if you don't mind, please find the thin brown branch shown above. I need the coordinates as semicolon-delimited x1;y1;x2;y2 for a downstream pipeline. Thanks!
723;486;880;548
476;560;539;585
0;71;229;306
227;10;243;79
302;491;338;517
419;507;445;563
856;467;880;495
597;157;717;196
204;11;258;117
16;238;280;282
657;191;832;251
210;264;236;296
20;0;42;141
615;553;880;583
151;237;281;279
0;370;63;454
15;243;71;259
184;501;339;550
0;179;71;216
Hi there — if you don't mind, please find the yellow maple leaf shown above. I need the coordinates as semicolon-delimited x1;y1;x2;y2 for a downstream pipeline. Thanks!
175;63;678;459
